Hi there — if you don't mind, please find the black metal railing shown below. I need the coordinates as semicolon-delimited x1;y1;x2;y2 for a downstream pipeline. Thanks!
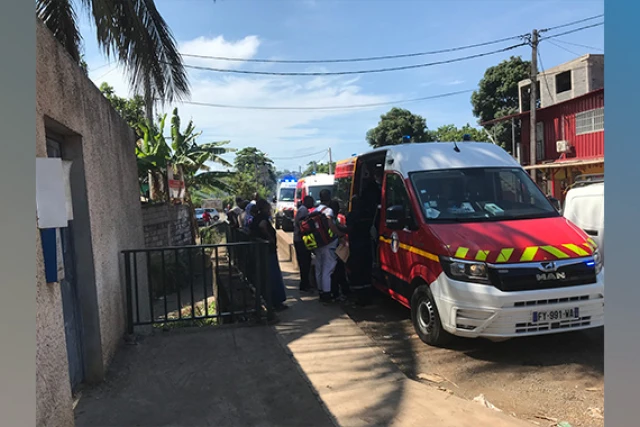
122;223;272;333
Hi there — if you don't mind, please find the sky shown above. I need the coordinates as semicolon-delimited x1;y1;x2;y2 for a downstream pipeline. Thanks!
78;0;604;172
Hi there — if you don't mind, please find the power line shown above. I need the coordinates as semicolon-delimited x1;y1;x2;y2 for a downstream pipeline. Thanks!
270;149;327;160
541;14;604;32
178;43;527;76
170;88;473;111
180;35;525;64
550;38;604;52
537;49;554;101
545;39;581;56
540;21;604;40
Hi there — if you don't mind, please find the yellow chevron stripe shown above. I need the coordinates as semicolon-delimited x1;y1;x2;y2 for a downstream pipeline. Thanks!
475;250;490;261
495;248;514;263
454;247;469;259
541;245;570;259
587;237;597;247
562;243;590;257
520;246;539;262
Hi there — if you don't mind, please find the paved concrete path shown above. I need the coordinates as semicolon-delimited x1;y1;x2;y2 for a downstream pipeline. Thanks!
275;260;533;427
74;325;334;427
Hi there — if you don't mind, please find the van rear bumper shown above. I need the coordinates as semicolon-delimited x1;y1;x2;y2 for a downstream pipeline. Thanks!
429;270;605;339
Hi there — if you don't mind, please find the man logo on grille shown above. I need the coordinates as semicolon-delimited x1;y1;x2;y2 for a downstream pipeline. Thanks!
538;261;558;273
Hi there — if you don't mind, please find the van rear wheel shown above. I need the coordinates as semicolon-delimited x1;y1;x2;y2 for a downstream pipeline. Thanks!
411;285;451;347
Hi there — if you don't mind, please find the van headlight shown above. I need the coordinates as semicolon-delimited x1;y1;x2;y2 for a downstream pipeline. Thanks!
440;257;491;284
593;249;603;275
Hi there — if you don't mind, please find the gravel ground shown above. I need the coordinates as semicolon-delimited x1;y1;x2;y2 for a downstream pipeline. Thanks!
340;292;604;427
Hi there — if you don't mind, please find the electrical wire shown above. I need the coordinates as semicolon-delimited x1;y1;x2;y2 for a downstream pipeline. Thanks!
180;34;526;64
177;43;527;76
169;89;473;111
270;149;327;160
540;22;604;40
537;49;554;101
549;38;604;52
540;14;604;32
545;39;581;56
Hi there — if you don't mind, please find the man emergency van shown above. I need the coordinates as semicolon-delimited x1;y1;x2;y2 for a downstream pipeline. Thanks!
334;142;604;346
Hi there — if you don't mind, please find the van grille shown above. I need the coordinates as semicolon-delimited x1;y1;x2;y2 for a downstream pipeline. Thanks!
488;263;596;292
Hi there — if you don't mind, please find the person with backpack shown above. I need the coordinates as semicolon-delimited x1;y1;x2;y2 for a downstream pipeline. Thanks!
309;189;345;302
293;195;314;292
250;199;288;311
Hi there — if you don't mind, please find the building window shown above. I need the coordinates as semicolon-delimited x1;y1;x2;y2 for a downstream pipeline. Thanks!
555;71;572;94
575;108;604;135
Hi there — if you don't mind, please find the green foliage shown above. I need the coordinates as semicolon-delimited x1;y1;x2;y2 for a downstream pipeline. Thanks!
471;56;531;151
232;147;276;196
301;161;336;177
366;107;434;148
100;83;147;133
430;124;487;142
37;0;190;105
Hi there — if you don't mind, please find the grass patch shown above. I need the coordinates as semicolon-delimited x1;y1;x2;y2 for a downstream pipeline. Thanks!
153;300;218;329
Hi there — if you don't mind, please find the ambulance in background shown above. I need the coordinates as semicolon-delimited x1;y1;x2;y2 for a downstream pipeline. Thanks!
274;176;298;231
334;142;604;346
293;173;335;213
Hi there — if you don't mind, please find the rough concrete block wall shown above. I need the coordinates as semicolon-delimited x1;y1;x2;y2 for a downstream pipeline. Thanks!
142;204;194;248
36;20;146;427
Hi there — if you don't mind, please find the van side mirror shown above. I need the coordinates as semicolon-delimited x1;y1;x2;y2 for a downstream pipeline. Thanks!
548;196;560;211
385;205;406;230
272;197;277;203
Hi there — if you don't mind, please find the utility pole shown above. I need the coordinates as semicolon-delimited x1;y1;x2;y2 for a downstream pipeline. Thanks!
328;148;333;174
529;29;539;179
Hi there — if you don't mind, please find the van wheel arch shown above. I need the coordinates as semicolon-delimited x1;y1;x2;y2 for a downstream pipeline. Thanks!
410;281;451;347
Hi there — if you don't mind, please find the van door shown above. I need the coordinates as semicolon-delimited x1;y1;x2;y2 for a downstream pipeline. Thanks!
379;171;418;304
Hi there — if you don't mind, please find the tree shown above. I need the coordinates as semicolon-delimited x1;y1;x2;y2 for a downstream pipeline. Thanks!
471;56;531;152
301;161;336;177
36;0;190;110
233;147;277;193
100;83;147;133
430;124;487;142
366;107;433;148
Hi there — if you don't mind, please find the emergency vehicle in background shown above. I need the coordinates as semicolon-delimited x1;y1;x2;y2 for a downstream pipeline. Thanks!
293;173;335;214
273;176;298;231
333;142;604;346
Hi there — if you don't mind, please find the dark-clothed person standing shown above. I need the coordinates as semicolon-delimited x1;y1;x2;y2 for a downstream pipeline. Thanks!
294;195;314;292
250;199;288;311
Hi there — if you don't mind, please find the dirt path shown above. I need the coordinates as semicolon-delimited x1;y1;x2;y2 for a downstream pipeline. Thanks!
340;293;604;427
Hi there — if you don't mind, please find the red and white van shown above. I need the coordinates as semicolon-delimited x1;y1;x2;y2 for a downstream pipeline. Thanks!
293;173;335;213
334;142;604;346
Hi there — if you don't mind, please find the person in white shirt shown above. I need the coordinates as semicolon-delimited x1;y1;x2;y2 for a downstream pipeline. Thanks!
314;189;345;302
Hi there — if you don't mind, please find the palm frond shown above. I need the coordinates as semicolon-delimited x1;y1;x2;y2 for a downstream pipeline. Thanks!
37;0;83;62
83;0;190;104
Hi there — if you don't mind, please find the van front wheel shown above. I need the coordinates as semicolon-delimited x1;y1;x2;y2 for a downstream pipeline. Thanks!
411;285;451;347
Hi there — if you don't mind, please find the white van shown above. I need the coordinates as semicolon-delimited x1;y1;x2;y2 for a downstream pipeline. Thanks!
563;181;604;263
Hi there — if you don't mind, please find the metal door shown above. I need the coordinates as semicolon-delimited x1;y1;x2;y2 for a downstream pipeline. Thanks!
46;138;85;392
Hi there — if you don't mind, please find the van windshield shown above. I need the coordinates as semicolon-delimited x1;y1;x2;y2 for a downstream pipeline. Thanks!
279;188;295;201
307;185;333;202
410;167;559;222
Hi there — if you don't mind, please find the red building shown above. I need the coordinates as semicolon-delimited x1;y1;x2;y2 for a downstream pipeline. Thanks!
483;54;604;201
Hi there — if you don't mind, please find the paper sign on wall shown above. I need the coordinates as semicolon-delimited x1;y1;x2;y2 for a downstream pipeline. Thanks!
36;158;68;228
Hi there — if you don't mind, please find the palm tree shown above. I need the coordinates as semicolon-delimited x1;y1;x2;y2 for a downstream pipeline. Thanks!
36;0;190;115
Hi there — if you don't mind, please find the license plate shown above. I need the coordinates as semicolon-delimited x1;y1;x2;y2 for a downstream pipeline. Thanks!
532;307;580;323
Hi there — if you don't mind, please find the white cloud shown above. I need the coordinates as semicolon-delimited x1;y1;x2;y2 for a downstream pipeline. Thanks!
179;35;261;70
85;35;393;171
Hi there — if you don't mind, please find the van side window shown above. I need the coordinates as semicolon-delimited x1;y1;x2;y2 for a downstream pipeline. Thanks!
385;174;413;221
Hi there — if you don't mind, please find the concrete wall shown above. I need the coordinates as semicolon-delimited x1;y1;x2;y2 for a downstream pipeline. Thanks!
142;203;194;248
36;21;147;427
519;54;605;111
